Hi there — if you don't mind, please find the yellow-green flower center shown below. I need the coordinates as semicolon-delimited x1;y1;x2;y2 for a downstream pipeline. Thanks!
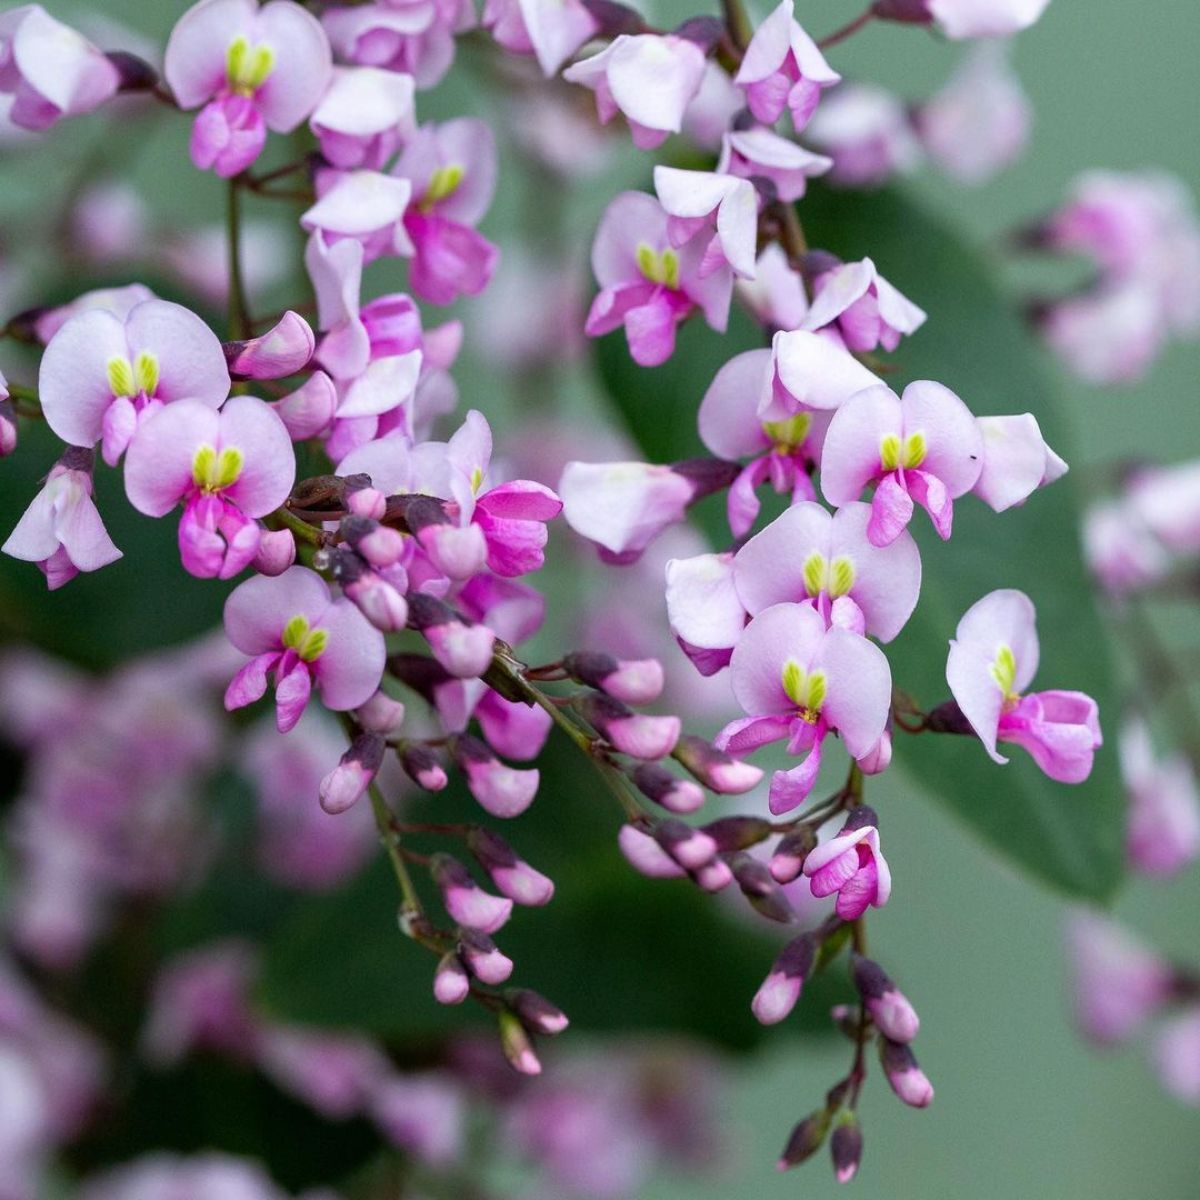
422;163;464;210
226;34;274;95
281;614;328;662
880;430;926;472
106;351;159;399
990;644;1019;704
761;412;812;454
802;552;855;599
781;659;826;724
191;444;244;493
470;465;484;494
636;244;680;290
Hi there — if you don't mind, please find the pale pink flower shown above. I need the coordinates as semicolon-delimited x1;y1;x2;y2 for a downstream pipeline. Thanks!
971;412;1068;512
301;167;414;264
718;127;832;204
736;244;810;332
1152;1008;1200;1106
1120;718;1200;878
653;166;759;280
481;0;597;76
805;83;921;189
802;807;892;920
309;65;415;169
802;256;926;353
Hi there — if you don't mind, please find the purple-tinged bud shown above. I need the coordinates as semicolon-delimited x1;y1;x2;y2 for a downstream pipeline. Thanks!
830;1112;863;1184
252;528;296;576
273;371;337;440
417;522;489;581
752;933;816;1025
694;858;735;892
769;827;818;884
777;1109;830;1170
852;955;920;1043
563;651;665;705
654;820;718;871
0;396;16;457
430;853;514;934
674;734;764;794
702;817;774;852
729;853;795;924
224;311;315;380
871;0;932;24
580;693;680;760
922;699;977;737
830;1004;863;1039
880;1039;934;1108
506;988;569;1036
857;729;892;775
409;594;496;678
354;690;406;735
468;827;554;906
498;1009;541;1076
632;763;706;813
347;486;387;520
458;929;514;985
339;515;404;569
319;733;385;814
344;572;409;633
618;824;686;879
434;953;470;1005
456;736;539;819
400;744;449;792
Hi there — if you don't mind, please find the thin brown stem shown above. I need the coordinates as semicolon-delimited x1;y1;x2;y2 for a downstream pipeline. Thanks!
817;6;875;48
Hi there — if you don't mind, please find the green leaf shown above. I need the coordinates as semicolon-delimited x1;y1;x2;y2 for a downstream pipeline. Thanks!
595;185;1124;902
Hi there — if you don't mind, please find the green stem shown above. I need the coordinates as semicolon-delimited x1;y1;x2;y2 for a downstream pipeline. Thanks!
720;0;754;51
226;178;252;340
368;782;424;918
265;505;326;547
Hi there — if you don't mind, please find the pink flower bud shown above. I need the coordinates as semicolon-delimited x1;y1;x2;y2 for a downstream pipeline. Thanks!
830;1113;863;1184
857;729;893;775
354;690;406;734
409;595;496;678
344;571;409;633
400;744;449;792
319;733;385;814
632;764;706;814
498;1009;541;1076
580;693;680;760
224;311;315;380
673;735;764;794
752;933;816;1025
694;858;735;892
347;486;387;520
506;988;569;1036
434;953;470;1005
654;820;718;872
252;529;297;576
417;522;489;581
769;827;818;884
778;1110;830;1170
618;824;687;879
0;395;16;457
431;853;513;934
456;736;540;819
852;955;920;1043
468;827;555;906
880;1039;934;1107
563;650;666;705
459;929;514;985
730;852;795;923
272;371;338;441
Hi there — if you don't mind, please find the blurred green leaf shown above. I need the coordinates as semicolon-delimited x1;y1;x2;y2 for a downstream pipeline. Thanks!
595;185;1124;902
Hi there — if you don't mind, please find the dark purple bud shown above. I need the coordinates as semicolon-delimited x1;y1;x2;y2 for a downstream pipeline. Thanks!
870;0;932;24
769;826;818;883
107;50;159;91
563;651;664;705
923;699;978;737
729;853;794;924
458;929;514;985
433;953;470;1005
851;955;920;1043
505;988;569;1036
670;457;742;501
840;805;880;834
468;827;555;906
672;14;724;49
399;743;448;792
777;1110;830;1170
0;398;16;457
673;734;763;794
632;763;705;814
580;0;645;37
880;1039;934;1108
830;1112;863;1184
752;933;816;1025
654;820;718;872
579;692;680;760
701;816;774;852
319;733;384;814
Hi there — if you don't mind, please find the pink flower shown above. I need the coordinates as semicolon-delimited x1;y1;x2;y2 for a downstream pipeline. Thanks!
1152;1008;1200;1106
718;127;832;204
393;119;499;305
916;44;1031;185
653;167;759;281
223;310;315;380
802;807;892;919
805;83;922;189
664;551;744;676
1082;497;1169;597
946;589;1102;783
0;5;119;131
736;245;809;332
763;328;882;418
921;0;1051;41
482;0;598;76
1064;909;1173;1044
223;565;387;732
31;283;154;344
715;602;892;813
38;297;230;466
309;65;415;170
256;1025;391;1119
3;448;121;589
734;500;922;643
822;380;983;546
971;413;1067;512
734;0;840;132
302;167;414;264
586;191;733;367
564;34;707;151
802;256;926;353
1120;719;1200;878
1125;459;1200;557
165;0;332;177
125;396;295;579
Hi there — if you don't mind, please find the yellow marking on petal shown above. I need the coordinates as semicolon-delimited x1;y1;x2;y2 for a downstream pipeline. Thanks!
781;659;827;720
805;671;826;714
191;444;243;492
761;412;812;453
192;444;217;490
802;551;827;598
991;644;1019;702
298;628;328;662
226;34;274;94
470;465;484;494
829;555;855;598
107;355;135;398
134;350;159;397
782;658;806;707
880;432;901;472
282;614;310;651
902;431;926;469
214;447;243;489
226;35;249;86
635;244;680;289
424;163;464;208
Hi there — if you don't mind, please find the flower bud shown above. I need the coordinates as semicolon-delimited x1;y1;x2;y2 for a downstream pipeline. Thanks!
252;528;296;576
752;933;816;1025
319;733;385;814
400;744;449;792
434;953;470;1005
617;824;686;879
347;485;387;520
851;954;920;1043
830;1112;863;1184
354;690;406;734
408;594;496;678
830;1003;862;1039
632;763;706;813
458;929;514;985
417;522;489;581
693;858;735;892
857;729;892;775
273;370;337;440
777;1109;831;1170
769;826;818;883
702;816;774;852
654;819;718;871
430;853;513;934
673;734;764;793
344;571;409;633
455;735;539;818
467;827;555;906
879;1039;934;1108
579;693;681;760
729;852;795;924
498;1008;541;1076
224;310;315;379
506;988;569;1036
0;397;16;457
563;650;665;705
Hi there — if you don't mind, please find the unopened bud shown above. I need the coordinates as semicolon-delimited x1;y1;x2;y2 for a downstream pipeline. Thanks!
674;734;763;794
433;953;470;1005
458;929;514;985
344;571;409;633
752;933;816;1025
769;826;818;884
400;743;448;791
251;527;296;576
319;733;384;814
777;1109;830;1170
701;816;774;852
852;954;920;1043
455;735;539;818
830;1112;863;1184
0;397;17;457
341;515;406;570
857;729;892;775
430;853;513;934
224;310;314;380
498;1009;541;1076
579;693;680;760
273;371;337;440
729;852;795;924
563;651;665;705
354;690;406;734
632;763;705;813
693;858;734;892
654;819;718;871
880;1039;934;1108
506;988;569;1036
417;521;489;581
617;824;686;879
467;827;554;906
408;594;495;678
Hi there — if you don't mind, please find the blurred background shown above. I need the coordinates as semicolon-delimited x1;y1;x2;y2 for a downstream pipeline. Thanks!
0;0;1197;1196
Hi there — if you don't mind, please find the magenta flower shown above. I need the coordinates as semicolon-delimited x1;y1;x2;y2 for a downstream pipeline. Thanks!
734;501;922;643
563;34;707;151
393;119;499;305
124;396;295;580
0;5;119;130
1120;719;1200;878
223;565;386;732
653;167;759;281
946;589;1102;783
801;257;926;353
715;602;892;813
482;0;598;76
734;0;840;132
820;381;984;547
309;66;415;170
802;807;892;919
718;127;832;204
38;297;230;466
3;448;121;590
586;191;733;367
972;413;1068;512
165;0;332;178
